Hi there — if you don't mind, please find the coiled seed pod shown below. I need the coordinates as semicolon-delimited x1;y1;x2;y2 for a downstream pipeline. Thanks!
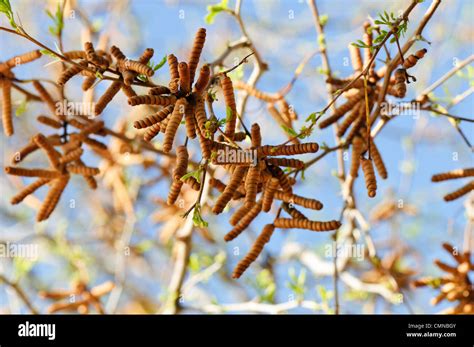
11;178;50;205
229;203;252;226
5;167;61;179
345;108;367;144
198;132;212;159
184;103;197;139
262;177;279;212
319;89;366;129
194;98;207;136
349;136;364;178
134;105;174;129
194;65;210;94
282;203;307;220
163;98;187;153
268;165;292;193
224;201;262;241
360;127;387;179
82;76;96;91
128;95;177;106
58;61;87;86
67;165;100;176
250;123;262;148
120;59;154;77
361;157;377;197
183;176;201;191
402;48;427;69
326;77;365;89
37;115;62;129
349;44;363;72
173;146;189;181
143;123;161;142
94;81;122;116
110;46;126;61
432;168;474;182
232;224;275;278
0;50;41;72
167;180;183;205
84;42;109;69
63;50;86;60
443;181;474;202
273;191;323;210
33;134;61;169
212;166;247;214
233;80;279;102
265;158;304;169
178;62;190;93
59;148;84;164
337;101;363;137
74;158;97;190
82;137;107;151
121;84;136;98
274;218;341;231
244;165;260;207
148;86;171;95
167;54;179;81
221;75;237;140
37;174;70;221
2;78;13;136
393;68;407;98
32;81;60;119
259;143;319;156
188;28;206;83
159;117;169;134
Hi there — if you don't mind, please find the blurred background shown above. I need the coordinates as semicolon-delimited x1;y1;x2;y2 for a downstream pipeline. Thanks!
0;0;473;314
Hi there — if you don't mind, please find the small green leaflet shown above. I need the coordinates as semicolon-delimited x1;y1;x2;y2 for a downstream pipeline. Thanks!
180;169;201;184
0;0;17;30
15;99;28;117
46;3;64;36
205;0;228;24
192;203;208;228
149;55;167;72
280;124;297;137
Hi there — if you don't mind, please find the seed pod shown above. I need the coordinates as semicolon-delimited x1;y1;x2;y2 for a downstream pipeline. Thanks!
173;146;189;181
59;148;84;164
94;81;122;116
232;224;275;279
163;98;187;153
224;201;262;241
5;167;61;179
198;132;212;159
37;115;62;129
67;165;100;176
265;158;304;169
194;98;207;136
177;62;191;93
345;108;367;144
194;65;210;94
268;165;292;194
128;94;177;106
84;42;109;69
121;84;136;98
74;158;97;190
78;120;104;138
63;50;86;60
148;86;171;95
229;203;252;226
82;137;107;151
244;165;260;207
33;134;61;169
361;157;377;198
432;168;474;182
274;218;341;231
221;75;237;140
259;143;319;156
360;127;387;179
349;136;364;178
319;89;366;129
273;191;323;210
282;203;307;220
120;59;154;77
250;123;262;148
143;123;161;142
0;50;41;72
58;61;87;86
349;44;363;72
11;178;50;205
37;175;69;221
167;180;183;205
187;28;206;83
233;80;278;102
212;166;247;214
32;81;61;119
11;135;62;165
337;101;362;137
262;177;279;212
167;54;179;81
2;78;13;136
183;176;200;191
443;181;474;202
393;68;407;98
326;77;365;89
159;117;169;134
184;103;197;139
402;48;427;69
134;105;174;129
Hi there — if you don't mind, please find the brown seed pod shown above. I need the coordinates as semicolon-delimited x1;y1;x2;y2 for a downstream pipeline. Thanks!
278;98;297;122
224;201;263;241
167;54;179;82
273;191;323;210
5;167;61;179
63;50;86;60
198;132;212;159
2;78;13;136
268;165;292;193
120;59;154;77
37;115;62;129
337;101;363;137
178;62;191;93
349;44;363;72
11;135;62;165
163;98;187;153
282;203;307;220
402;48;427;69
326;76;365;89
10;178;50;205
110;46;126;61
221;75;237;140
319;89;366;129
262;177;279;212
84;42;109;69
74;158;98;190
349;136;365;178
82;76;96;91
128;94;177;106
67;165;100;176
259;143;319;156
183;176;201;191
143;123;161;142
443;181;474;202
229;203;252;226
0;50;42;72
94;81;122;116
148;86;171;95
77;120;104;138
184;103;197;139
361;157;377;198
194;98;208;136
212;166;247;214
133;105;174;129
188;27;206;83
59;148;84;164
232;224;275;279
250;123;262;148
360;127;387;179
167;180;183;205
274;218;341;231
233;80;279;102
265;157;304;169
345;105;367;144
32;81;61;119
82;137;108;151
173;146;189;181
393;68;407;98
244;165;260;207
432;168;474;182
194;64;210;94
121;84;137;98
33;134;61;169
158;117;169;134
58;61;87;86
37;174;70;221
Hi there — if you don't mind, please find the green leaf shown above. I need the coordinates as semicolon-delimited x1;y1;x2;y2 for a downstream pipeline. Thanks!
205;0;228;24
15;99;28;117
305;111;324;124
280;124;297;137
180;169;201;184
0;0;17;29
319;14;329;27
46;3;64;36
225;106;234;123
192;203;208;228
149;55;167;72
95;71;104;79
